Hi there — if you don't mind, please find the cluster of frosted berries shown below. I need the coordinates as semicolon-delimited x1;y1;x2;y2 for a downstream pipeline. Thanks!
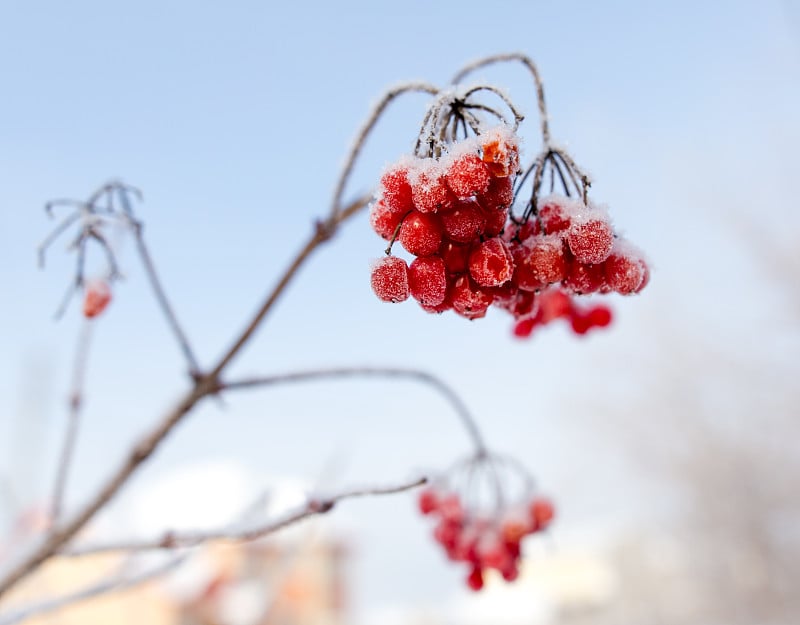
418;484;554;591
369;126;521;319
369;137;649;329
82;279;112;318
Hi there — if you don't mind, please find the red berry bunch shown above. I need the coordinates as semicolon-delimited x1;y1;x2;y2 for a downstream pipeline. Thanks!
417;453;553;591
82;279;112;319
369;126;520;319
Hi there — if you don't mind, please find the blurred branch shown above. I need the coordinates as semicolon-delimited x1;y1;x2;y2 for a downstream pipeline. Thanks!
64;475;426;556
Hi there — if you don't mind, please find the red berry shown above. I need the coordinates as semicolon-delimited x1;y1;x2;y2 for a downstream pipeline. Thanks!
567;218;614;264
468;238;513;287
439;241;471;275
451;275;494;320
481;126;519;177
408;256;448;307
635;262;650;293
537;288;573;323
528;235;568;284
587;304;612;327
418;488;439;515
398;212;443;257
563;260;606;294
440;200;486;243
83;280;111;318
537;199;572;234
410;163;455;213
604;247;646;294
478;175;515;212
500;562;520;582
570;310;592;335
446;152;491;199
466;566;484;591
370;256;410;303
530;497;555;531
369;199;405;240
380;163;415;214
503;289;538;320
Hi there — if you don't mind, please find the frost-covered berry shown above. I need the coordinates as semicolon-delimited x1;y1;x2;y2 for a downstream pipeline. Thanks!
439;241;471;275
567;217;614;264
446;152;491;199
481;126;520;177
604;243;647;294
369;199;405;240
468;237;513;287
380;162;415;214
83;280;111;318
563;260;605;294
537;198;572;234
399;212;443;257
528;235;568;284
410;163;455;213
370;256;410;302
408;255;448;307
509;242;544;292
451;275;494;319
440;200;486;244
478;175;514;213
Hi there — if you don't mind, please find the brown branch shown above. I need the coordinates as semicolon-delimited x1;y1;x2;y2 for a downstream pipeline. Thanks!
64;475;427;556
49;321;95;525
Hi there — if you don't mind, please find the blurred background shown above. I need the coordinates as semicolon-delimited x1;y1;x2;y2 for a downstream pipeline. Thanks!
0;1;798;624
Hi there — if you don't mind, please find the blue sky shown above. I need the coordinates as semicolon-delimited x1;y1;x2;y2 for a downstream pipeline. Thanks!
1;0;799;615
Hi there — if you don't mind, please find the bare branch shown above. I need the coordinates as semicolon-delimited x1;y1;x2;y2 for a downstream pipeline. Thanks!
453;52;550;144
64;475;427;556
0;555;185;625
219;366;488;455
330;82;439;220
49;321;95;525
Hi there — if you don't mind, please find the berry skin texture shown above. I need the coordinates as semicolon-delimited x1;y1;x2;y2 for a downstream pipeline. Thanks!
446;152;492;199
481;127;520;177
604;249;646;294
370;256;410;303
478;175;514;212
83;280;112;318
411;165;454;213
528;235;568;284
369;199;406;240
440;200;486;244
563;260;606;295
408;256;448;307
380;164;415;214
567;218;614;264
537;200;572;234
451;275;494;320
468;238;513;287
398;212;443;257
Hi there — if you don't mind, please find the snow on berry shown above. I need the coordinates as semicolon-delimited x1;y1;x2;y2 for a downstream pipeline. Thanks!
604;239;648;294
566;208;614;265
370;256;410;303
440;200;486;243
451;275;493;320
398;211;443;257
480;125;520;177
445;152;492;200
409;160;455;213
408;255;448;307
527;234;568;284
468;237;513;287
379;159;416;214
369;199;406;240
537;195;575;234
83;280;112;318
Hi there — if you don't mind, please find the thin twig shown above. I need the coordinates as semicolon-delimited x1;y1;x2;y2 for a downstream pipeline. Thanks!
331;82;439;220
0;556;185;625
453;52;550;144
218;366;488;455
117;190;201;375
49;321;95;525
64;475;426;556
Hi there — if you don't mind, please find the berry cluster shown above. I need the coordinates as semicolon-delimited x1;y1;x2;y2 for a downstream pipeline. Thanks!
511;287;613;338
417;454;553;591
370;126;521;319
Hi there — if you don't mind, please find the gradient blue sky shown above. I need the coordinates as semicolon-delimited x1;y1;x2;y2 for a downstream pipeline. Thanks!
1;0;799;616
